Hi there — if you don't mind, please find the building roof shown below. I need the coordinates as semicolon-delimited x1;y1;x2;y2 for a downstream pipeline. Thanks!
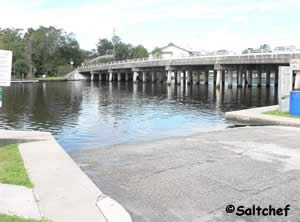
158;43;192;54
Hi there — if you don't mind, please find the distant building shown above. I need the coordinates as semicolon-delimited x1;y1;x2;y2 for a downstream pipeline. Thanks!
150;43;193;59
242;44;272;54
274;46;297;52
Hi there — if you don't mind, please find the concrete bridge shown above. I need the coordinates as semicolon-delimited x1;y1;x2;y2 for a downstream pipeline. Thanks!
70;52;300;88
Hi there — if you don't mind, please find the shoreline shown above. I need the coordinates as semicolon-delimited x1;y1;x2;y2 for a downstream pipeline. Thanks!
0;130;132;222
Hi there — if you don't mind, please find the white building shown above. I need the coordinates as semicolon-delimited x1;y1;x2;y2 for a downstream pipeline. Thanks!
274;46;297;52
150;43;193;59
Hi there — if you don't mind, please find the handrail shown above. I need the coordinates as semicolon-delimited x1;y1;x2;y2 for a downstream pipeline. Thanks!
79;52;300;69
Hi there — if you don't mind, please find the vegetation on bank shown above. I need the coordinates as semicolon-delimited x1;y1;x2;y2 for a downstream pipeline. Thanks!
0;214;49;222
0;144;33;188
264;110;300;118
0;26;150;79
34;76;67;81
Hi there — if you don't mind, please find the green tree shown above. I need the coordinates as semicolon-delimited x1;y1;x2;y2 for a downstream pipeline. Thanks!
132;45;148;59
0;28;28;78
96;38;113;55
151;47;162;59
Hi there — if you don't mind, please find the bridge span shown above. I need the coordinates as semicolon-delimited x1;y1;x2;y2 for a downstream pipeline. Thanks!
71;52;300;88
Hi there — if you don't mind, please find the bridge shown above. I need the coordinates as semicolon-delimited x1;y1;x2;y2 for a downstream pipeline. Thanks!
70;52;300;88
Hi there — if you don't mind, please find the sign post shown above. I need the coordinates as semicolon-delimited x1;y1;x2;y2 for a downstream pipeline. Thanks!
278;66;293;112
0;49;13;108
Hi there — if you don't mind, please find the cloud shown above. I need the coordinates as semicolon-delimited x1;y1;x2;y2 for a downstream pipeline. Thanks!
1;0;300;52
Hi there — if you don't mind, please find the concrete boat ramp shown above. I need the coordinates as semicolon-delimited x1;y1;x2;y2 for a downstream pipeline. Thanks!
71;126;300;222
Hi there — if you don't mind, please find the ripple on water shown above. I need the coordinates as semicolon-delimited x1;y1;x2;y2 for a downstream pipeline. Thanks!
0;81;277;150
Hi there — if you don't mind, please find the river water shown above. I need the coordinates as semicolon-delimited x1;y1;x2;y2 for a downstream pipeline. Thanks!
0;81;277;150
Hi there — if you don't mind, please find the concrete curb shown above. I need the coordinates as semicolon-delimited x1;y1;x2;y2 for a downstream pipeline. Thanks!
0;184;41;220
0;130;132;222
225;105;300;126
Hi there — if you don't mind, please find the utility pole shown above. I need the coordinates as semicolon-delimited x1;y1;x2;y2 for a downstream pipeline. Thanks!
113;27;116;58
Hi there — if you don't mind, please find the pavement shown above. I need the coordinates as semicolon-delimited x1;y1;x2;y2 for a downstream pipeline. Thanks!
0;183;41;219
225;105;300;126
0;130;132;222
70;126;300;222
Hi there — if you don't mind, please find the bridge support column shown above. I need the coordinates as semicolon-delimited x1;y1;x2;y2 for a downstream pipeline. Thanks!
133;71;139;83
237;70;243;88
186;71;192;85
117;72;122;82
167;70;172;86
193;71;200;85
171;71;176;84
216;70;222;88
222;71;225;85
151;72;156;83
109;72;113;82
257;69;262;87
125;72;129;82
100;74;105;81
275;69;279;86
244;71;248;86
156;72;162;83
180;71;185;85
142;71;147;83
176;71;181;85
227;70;233;88
205;70;209;85
266;71;271;87
213;70;217;85
192;71;197;85
91;73;94;81
248;70;253;88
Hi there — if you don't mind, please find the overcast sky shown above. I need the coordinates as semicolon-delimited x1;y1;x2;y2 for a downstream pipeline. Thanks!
1;0;300;52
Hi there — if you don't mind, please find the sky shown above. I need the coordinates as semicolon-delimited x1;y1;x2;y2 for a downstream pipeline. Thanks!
1;0;300;52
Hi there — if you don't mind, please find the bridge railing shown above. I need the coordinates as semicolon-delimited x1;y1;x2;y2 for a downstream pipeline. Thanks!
79;52;300;70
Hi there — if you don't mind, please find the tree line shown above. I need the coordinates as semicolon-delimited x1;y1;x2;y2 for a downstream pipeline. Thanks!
0;26;151;79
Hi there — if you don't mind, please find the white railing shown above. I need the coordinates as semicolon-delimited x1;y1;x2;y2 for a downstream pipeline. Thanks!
79;52;300;70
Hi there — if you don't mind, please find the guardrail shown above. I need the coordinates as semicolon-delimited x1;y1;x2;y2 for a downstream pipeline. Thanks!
78;52;300;70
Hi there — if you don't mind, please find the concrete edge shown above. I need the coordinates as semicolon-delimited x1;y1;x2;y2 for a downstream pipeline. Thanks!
0;130;132;222
225;105;300;126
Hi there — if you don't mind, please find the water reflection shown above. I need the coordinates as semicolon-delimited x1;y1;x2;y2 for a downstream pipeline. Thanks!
0;82;277;150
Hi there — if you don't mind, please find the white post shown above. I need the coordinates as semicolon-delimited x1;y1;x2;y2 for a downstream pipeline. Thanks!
91;73;94;81
118;72;122;82
125;72;129;82
279;66;293;112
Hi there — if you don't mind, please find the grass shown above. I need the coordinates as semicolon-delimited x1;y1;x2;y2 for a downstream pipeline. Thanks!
34;76;67;81
264;110;300;119
0;144;33;188
0;214;49;222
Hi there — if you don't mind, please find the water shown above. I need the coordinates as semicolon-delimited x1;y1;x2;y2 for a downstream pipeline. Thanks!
0;81;277;150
